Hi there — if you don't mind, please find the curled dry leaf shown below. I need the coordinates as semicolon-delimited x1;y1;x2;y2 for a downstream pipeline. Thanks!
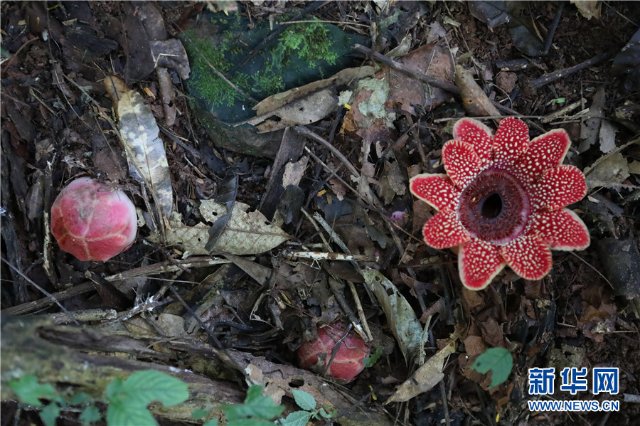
385;340;456;404
247;89;338;133
104;75;173;219
151;200;289;255
362;269;423;362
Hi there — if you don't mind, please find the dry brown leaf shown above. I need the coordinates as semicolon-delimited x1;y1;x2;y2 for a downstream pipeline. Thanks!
455;65;500;117
248;89;337;133
104;75;174;218
385;340;456;404
254;66;375;115
151;200;289;255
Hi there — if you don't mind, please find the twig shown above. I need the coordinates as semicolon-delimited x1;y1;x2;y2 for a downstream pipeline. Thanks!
531;52;613;89
201;56;258;104
294;126;360;178
1;256;80;325
353;43;460;95
542;2;565;55
2;257;230;316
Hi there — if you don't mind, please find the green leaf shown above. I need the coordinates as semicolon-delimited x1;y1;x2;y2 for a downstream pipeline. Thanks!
192;408;209;420
203;420;219;426
291;389;316;411
69;392;92;405
364;346;383;368
223;385;284;421
471;347;513;388
8;375;59;407
318;407;335;419
104;371;189;426
106;400;157;426
105;370;189;407
104;377;125;404
40;402;61;426
119;370;189;407
80;405;102;425
279;410;312;426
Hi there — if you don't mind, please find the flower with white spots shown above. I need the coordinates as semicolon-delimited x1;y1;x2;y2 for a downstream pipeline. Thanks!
410;117;590;290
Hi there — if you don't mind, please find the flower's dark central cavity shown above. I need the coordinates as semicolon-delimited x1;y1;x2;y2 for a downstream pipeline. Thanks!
458;169;530;244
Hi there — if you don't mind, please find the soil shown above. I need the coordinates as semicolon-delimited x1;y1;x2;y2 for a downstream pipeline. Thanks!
2;1;639;426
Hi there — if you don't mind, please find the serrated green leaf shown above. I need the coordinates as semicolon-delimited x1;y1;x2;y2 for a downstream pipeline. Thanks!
223;385;284;421
192;408;209;420
106;400;157;426
291;389;316;411
279;410;312;426
9;375;59;407
119;370;189;407
104;377;125;403
471;347;513;388
40;402;61;426
80;405;102;425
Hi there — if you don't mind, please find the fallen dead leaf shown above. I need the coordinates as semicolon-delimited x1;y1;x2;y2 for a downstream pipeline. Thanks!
385;339;456;403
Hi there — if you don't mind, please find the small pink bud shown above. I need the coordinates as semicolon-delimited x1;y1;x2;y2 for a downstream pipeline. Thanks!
297;322;369;383
50;177;137;262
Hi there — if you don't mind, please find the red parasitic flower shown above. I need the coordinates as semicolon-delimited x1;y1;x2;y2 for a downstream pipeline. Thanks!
410;117;590;290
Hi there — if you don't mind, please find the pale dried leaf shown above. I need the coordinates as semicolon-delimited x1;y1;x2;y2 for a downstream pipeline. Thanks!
378;159;406;204
579;86;605;153
598;120;618;153
250;89;338;133
281;156;309;187
362;269;423;362
385;340;456;404
105;75;173;218
152;200;289;255
570;0;601;20
254;66;375;115
629;160;640;175
585;152;630;189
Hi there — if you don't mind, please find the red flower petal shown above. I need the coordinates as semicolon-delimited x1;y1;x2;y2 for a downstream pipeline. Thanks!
442;140;483;188
515;129;571;184
453;118;493;161
531;165;587;210
458;239;505;290
409;174;460;212
527;209;590;250
500;235;552;280
422;211;470;249
493;117;530;167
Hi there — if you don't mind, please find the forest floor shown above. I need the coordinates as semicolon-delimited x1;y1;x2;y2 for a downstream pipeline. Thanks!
1;1;640;425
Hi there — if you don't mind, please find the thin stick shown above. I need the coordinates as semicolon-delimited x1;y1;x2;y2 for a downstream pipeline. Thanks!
294;126;360;178
1;256;80;325
542;3;565;55
531;52;613;89
353;43;460;95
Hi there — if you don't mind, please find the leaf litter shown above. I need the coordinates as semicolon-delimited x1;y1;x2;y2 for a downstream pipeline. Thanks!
2;2;640;425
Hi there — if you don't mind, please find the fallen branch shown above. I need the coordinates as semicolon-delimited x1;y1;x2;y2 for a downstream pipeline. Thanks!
531;52;613;89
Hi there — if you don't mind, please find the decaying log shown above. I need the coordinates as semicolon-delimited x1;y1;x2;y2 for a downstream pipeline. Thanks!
1;315;393;425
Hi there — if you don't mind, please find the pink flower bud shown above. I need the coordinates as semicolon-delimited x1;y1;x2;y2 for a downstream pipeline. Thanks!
297;322;369;383
50;177;137;261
